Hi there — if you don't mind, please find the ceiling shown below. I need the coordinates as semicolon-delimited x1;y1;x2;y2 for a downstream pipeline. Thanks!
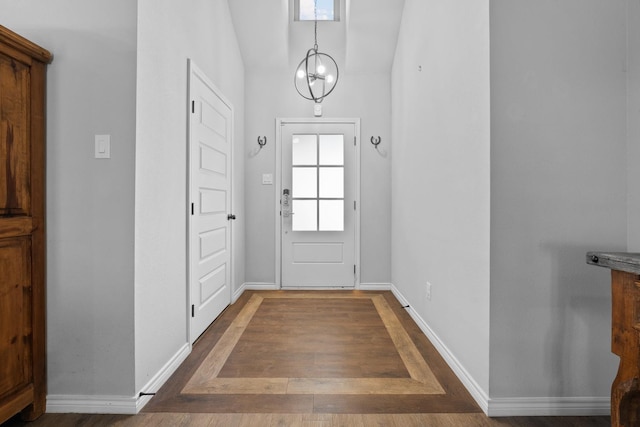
227;0;406;74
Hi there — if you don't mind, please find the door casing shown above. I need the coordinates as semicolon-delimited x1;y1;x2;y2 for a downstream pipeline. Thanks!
275;118;361;289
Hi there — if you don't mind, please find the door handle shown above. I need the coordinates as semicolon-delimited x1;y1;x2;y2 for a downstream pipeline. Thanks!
227;214;236;220
282;188;292;217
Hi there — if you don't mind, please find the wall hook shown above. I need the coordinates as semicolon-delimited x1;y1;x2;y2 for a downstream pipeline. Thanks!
257;136;267;148
371;136;381;148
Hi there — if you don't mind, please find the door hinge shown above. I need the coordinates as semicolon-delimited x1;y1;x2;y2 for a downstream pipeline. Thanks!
191;203;194;215
191;304;195;317
191;100;195;113
354;201;356;210
354;136;356;146
354;265;356;275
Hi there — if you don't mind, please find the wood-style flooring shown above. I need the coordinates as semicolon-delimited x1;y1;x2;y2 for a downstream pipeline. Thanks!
3;291;610;427
145;291;477;414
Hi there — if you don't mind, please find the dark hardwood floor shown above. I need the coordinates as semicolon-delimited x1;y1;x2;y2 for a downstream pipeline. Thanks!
3;290;611;427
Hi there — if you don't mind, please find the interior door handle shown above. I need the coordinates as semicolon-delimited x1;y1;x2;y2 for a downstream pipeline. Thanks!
227;214;236;220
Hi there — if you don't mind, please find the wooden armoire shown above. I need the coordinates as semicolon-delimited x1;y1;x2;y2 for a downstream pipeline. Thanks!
0;25;52;423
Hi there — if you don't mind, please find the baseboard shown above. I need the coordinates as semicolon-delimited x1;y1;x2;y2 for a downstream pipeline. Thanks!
233;283;247;302
487;397;610;417
47;394;138;415
359;282;392;290
242;282;279;291
47;343;192;414
135;342;191;412
389;283;490;414
389;283;611;417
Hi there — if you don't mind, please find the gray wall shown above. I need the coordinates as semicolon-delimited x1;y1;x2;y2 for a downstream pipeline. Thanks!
135;0;245;392
391;0;491;395
489;0;627;399
0;1;137;397
629;0;640;251
244;71;391;286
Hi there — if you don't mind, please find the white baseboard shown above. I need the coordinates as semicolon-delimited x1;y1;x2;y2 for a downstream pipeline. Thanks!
359;282;392;290
47;343;191;414
234;282;278;302
135;343;191;412
389;283;490;414
487;397;610;417
389;283;611;417
243;282;279;291
47;394;138;415
233;283;247;302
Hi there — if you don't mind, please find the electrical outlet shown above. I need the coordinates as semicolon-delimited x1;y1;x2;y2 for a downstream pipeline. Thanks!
426;282;432;300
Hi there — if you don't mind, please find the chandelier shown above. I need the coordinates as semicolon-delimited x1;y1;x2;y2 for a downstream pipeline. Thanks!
294;0;339;103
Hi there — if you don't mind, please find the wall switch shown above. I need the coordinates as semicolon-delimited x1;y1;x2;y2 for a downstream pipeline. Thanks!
262;173;273;185
95;134;111;159
426;282;432;300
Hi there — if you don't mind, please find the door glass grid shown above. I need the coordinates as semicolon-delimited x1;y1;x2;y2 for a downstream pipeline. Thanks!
291;134;344;231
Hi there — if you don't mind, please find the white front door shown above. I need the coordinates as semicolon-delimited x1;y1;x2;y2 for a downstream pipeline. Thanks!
279;120;359;288
188;60;233;343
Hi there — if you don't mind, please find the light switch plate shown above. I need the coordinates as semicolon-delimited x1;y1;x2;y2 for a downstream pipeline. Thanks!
95;134;111;159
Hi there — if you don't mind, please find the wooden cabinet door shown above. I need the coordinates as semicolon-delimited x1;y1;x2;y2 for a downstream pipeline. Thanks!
0;51;31;218
0;238;33;406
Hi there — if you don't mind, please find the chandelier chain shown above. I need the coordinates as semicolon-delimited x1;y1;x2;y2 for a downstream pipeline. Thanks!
314;0;318;51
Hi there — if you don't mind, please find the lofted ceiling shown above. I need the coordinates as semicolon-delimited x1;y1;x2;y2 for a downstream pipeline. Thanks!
227;0;406;74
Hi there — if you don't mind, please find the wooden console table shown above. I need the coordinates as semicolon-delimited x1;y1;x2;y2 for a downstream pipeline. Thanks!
587;252;640;427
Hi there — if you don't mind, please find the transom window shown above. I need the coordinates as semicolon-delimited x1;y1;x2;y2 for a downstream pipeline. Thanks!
295;0;339;21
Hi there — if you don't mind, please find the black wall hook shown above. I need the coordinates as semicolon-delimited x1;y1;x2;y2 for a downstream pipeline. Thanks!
371;136;381;147
257;136;267;148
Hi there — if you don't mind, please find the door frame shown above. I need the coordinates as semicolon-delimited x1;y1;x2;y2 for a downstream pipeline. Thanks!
187;59;234;345
275;118;361;289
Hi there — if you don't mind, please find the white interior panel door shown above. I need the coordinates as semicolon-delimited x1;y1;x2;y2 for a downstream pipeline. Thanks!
281;121;357;288
189;61;233;343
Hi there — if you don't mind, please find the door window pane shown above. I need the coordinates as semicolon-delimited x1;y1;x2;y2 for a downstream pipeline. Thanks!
319;134;343;165
292;167;317;198
292;134;317;165
292;200;317;231
319;167;343;198
319;200;344;231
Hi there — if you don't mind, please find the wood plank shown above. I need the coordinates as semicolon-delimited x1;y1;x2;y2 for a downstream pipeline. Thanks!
287;378;443;395
0;413;613;426
185;377;289;394
371;295;443;390
269;413;304;427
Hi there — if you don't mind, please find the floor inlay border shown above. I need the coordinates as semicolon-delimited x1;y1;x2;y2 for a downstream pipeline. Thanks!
182;293;444;395
143;290;483;414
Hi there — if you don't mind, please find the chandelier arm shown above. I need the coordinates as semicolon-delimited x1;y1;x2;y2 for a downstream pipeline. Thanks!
315;53;339;101
304;48;317;102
